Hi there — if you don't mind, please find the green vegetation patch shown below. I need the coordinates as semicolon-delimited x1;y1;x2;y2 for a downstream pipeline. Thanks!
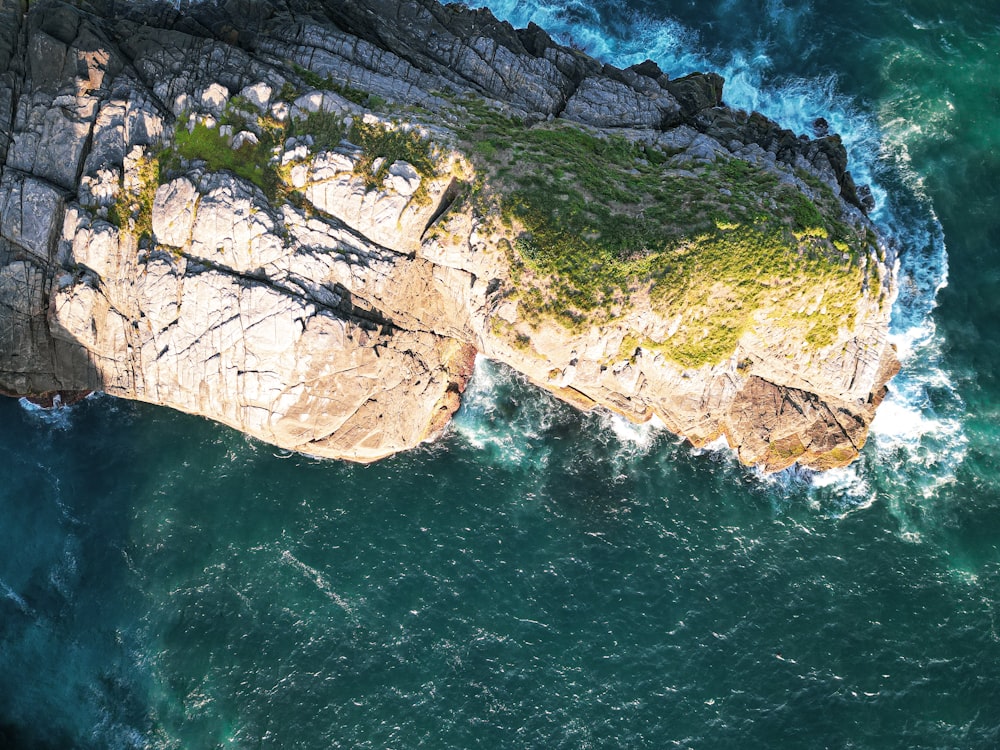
454;96;873;368
173;120;276;193
108;78;441;249
348;120;437;202
291;64;386;109
287;110;345;152
158;90;438;205
133;91;440;243
642;226;862;366
108;152;159;244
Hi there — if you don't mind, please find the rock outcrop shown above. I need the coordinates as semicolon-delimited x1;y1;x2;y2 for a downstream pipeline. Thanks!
0;0;899;471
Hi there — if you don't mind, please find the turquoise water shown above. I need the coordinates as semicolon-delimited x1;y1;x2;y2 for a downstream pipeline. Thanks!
2;0;999;746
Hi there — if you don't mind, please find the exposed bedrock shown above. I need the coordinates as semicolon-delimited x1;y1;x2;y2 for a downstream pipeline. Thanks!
0;0;898;471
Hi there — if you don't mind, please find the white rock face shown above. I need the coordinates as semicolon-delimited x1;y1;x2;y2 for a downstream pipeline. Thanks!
386;161;421;196
186;177;287;271
293;90;348;115
270;101;290;122
198;83;229;115
19;153;476;462
301;151;435;253
152;178;199;248
239;82;273;111
231;130;259;150
79;168;120;208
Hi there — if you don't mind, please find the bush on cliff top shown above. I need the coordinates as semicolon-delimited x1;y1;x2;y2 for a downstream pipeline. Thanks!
454;95;873;368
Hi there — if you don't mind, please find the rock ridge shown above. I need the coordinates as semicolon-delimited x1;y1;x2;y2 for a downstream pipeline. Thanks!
0;0;899;471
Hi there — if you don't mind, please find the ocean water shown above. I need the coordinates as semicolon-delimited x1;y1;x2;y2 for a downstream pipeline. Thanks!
2;0;999;747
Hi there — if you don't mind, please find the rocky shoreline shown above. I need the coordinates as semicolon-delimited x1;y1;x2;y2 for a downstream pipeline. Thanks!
0;0;898;470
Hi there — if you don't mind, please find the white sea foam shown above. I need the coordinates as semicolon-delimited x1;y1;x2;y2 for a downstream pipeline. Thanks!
687;435;734;468
18;396;77;429
450;356;554;469
808;465;876;516
48;537;81;602
0;578;30;614
868;208;966;503
280;549;355;616
601;412;665;450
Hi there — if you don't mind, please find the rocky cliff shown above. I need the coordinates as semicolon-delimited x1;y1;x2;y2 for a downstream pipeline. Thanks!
0;0;899;471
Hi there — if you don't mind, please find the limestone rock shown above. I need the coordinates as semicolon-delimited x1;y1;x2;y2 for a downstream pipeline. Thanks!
239;82;272;111
231;130;259;150
0;0;899;472
152;177;198;248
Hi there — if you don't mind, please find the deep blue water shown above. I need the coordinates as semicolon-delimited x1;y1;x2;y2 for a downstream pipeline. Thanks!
2;0;999;747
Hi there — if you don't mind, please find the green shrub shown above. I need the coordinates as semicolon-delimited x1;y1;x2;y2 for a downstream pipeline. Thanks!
453;95;873;367
288;110;345;152
278;81;299;102
347;120;437;196
174;121;273;192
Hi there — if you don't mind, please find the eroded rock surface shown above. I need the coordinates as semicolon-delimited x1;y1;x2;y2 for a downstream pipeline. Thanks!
0;0;899;470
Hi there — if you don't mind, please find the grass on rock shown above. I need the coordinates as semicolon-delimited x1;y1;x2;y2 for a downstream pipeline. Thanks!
173;121;275;193
111;70;440;248
158;97;438;206
108;153;159;244
291;63;387;110
453;95;874;368
113;75;874;371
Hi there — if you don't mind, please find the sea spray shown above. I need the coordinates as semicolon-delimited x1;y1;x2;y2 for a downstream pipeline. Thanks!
450;356;558;470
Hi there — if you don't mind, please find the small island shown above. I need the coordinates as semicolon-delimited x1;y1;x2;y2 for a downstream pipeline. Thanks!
0;0;898;471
